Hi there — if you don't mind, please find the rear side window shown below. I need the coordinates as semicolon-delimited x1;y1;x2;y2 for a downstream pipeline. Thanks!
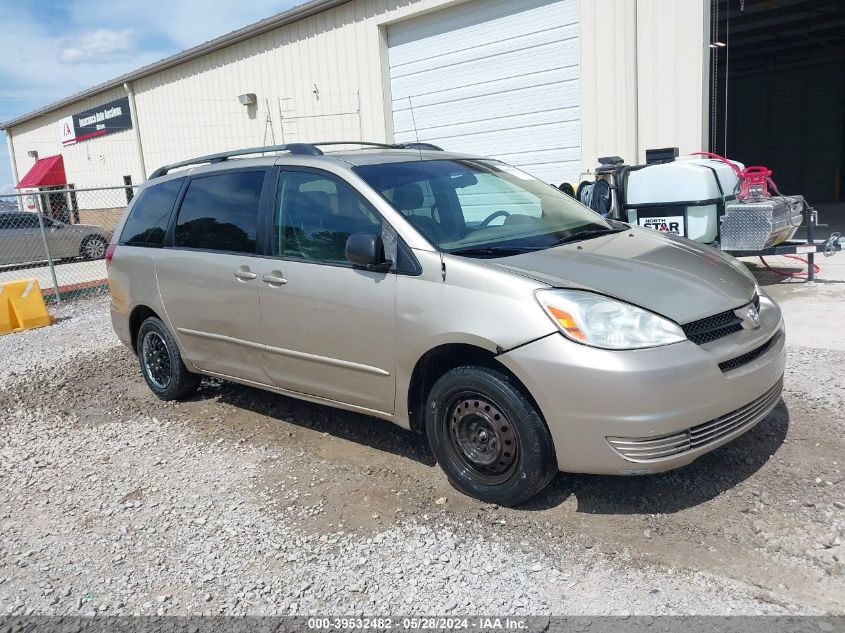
0;214;23;229
120;178;185;246
174;171;265;254
0;213;40;229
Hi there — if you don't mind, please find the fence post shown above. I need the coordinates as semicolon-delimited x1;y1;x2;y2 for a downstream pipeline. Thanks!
68;184;80;224
35;196;62;305
123;175;134;204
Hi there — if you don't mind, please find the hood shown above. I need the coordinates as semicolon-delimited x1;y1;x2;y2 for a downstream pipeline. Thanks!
486;228;756;324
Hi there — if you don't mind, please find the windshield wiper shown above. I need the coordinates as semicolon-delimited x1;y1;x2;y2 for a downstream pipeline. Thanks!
549;227;627;247
449;224;629;257
448;246;539;258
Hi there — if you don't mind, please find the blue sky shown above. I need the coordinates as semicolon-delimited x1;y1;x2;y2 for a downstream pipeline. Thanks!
0;0;303;192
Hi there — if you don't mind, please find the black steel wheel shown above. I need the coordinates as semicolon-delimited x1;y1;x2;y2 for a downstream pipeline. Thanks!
136;317;200;400
445;393;519;485
425;366;557;506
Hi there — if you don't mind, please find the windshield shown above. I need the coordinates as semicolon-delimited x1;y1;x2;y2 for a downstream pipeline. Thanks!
354;159;614;255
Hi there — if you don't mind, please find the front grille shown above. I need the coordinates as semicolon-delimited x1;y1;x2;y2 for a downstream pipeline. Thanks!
607;378;783;462
682;310;743;344
718;334;776;372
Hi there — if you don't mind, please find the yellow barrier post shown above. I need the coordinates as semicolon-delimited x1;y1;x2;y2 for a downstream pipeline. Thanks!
0;278;55;335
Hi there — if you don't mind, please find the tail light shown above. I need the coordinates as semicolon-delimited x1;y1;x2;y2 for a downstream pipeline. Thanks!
105;244;117;268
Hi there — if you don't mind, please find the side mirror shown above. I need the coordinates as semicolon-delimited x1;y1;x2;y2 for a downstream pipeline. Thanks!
345;233;392;272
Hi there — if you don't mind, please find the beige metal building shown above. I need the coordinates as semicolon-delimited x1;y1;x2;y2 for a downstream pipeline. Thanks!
1;0;711;191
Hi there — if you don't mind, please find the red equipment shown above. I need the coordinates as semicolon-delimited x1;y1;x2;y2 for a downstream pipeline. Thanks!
691;152;778;199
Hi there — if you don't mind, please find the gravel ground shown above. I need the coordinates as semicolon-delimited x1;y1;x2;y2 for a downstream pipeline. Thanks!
0;296;843;616
0;296;116;382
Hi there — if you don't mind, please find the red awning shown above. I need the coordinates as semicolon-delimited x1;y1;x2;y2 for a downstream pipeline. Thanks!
15;155;67;189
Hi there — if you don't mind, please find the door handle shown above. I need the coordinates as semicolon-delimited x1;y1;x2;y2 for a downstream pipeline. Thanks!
233;266;257;281
261;271;288;286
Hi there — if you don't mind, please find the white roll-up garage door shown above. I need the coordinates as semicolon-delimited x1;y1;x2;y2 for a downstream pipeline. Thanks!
388;0;580;184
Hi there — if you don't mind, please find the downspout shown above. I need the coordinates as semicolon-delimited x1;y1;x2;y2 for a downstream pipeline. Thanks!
632;0;639;164
5;131;23;211
124;82;147;181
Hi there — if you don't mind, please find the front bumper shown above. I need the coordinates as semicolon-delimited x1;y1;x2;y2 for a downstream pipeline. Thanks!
497;297;786;474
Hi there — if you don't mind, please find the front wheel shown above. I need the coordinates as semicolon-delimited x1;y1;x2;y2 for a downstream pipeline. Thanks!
137;317;200;400
425;366;557;506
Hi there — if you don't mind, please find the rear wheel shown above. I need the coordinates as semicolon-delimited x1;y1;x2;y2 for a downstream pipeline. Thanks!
81;235;107;260
425;366;557;506
137;317;200;400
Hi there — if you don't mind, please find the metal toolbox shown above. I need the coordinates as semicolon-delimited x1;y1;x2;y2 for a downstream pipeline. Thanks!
719;196;804;251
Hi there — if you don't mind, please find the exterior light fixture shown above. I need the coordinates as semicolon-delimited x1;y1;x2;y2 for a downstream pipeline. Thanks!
238;93;257;106
27;150;38;159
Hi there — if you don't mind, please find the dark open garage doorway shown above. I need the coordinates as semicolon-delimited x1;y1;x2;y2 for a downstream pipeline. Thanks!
710;0;845;235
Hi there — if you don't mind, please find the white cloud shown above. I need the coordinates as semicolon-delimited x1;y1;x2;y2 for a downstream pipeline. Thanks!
0;16;162;103
65;0;301;49
58;28;135;65
0;1;302;103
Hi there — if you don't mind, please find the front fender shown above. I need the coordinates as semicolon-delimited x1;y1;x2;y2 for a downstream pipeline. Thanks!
393;251;556;428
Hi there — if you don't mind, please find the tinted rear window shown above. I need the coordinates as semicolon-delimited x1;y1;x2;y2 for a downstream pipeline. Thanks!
174;171;265;254
119;178;185;246
0;214;21;229
0;213;42;229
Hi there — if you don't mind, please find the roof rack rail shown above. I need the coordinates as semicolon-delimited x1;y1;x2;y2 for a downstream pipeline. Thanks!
312;141;397;150
148;143;323;178
400;142;444;151
312;141;444;151
148;140;445;179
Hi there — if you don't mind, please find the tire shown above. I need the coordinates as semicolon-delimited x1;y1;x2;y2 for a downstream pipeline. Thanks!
136;317;201;400
80;235;108;260
425;366;557;506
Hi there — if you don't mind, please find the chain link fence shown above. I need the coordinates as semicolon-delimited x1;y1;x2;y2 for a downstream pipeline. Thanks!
0;185;135;304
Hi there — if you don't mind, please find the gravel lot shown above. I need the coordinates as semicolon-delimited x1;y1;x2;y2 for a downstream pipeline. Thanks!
0;295;843;616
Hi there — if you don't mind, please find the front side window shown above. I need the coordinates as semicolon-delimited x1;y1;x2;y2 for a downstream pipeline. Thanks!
355;159;614;256
16;214;42;230
273;170;382;263
174;171;265;254
120;177;185;247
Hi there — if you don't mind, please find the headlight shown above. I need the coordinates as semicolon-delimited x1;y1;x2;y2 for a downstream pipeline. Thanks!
536;289;686;349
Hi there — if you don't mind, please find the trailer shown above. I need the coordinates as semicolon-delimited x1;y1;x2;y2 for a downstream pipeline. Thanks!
566;153;842;282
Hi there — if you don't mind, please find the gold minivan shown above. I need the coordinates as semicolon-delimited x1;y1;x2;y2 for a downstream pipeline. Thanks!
108;143;785;506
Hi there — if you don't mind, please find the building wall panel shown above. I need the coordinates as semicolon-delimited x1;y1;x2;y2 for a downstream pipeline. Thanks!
578;0;638;175
635;0;710;159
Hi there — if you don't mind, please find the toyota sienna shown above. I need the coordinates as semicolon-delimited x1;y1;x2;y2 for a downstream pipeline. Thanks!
107;142;785;506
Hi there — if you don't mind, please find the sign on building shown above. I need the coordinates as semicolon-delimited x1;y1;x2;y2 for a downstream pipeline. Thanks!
59;96;132;146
